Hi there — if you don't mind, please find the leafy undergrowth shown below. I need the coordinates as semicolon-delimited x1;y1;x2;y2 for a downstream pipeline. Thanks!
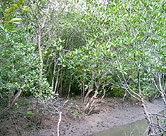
0;97;41;135
0;97;84;136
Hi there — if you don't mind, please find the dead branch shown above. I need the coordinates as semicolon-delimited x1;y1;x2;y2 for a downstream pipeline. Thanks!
57;111;62;136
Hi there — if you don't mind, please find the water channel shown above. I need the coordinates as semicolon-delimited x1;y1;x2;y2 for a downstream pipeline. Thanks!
95;110;166;136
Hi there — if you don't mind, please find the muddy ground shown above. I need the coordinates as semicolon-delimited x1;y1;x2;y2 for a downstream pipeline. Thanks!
0;97;165;136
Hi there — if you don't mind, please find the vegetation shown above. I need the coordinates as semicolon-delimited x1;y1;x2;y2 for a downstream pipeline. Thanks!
0;0;165;135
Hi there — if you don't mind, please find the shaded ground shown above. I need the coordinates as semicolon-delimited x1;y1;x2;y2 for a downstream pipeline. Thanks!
0;97;165;136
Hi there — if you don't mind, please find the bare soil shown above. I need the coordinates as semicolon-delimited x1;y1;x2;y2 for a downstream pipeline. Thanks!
0;97;165;136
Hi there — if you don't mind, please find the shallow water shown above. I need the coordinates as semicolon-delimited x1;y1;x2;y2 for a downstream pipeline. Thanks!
95;119;147;136
95;110;166;136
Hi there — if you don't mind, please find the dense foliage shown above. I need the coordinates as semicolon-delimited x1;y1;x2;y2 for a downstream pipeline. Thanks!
0;0;165;105
64;0;166;101
0;0;52;106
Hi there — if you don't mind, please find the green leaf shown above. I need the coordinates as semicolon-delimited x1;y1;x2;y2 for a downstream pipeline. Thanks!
0;20;3;23
16;1;20;8
95;91;99;95
9;18;22;23
161;45;166;48
7;28;19;32
0;24;4;30
22;7;30;12
27;111;33;115
5;7;15;14
4;23;7;29
20;0;24;6
12;4;19;8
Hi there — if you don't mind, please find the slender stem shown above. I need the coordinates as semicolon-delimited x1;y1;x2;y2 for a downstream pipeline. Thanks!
54;68;60;93
158;74;166;105
38;0;50;81
67;75;73;98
